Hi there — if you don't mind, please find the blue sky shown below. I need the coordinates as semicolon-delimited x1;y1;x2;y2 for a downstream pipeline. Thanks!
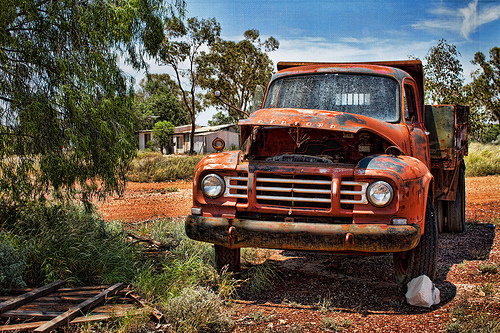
128;0;500;125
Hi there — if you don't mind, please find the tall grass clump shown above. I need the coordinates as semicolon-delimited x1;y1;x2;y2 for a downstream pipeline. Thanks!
464;142;500;177
133;218;217;301
132;218;234;332
3;203;138;286
127;153;205;182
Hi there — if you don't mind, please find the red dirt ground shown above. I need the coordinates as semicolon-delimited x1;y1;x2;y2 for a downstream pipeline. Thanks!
96;176;500;332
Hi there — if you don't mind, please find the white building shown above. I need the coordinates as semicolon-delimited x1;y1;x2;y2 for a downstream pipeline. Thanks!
138;124;239;154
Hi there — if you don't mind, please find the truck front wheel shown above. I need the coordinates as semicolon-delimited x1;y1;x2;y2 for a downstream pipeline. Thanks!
393;196;438;290
214;245;241;273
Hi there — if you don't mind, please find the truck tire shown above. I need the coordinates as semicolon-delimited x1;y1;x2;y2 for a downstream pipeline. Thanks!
447;167;466;233
214;245;241;272
393;196;438;291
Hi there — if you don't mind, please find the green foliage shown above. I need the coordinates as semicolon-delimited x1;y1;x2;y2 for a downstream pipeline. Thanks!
127;153;204;182
3;203;138;286
478;263;498;275
246;261;276;293
160;286;235;333
134;256;217;302
464;142;500;177
133;74;187;132
0;0;184;210
131;218;235;332
424;39;465;105
470;47;500;127
152;121;175;154
198;30;279;124
0;238;26;294
133;218;217;302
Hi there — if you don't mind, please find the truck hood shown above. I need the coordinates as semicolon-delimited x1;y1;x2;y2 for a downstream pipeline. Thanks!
239;108;408;152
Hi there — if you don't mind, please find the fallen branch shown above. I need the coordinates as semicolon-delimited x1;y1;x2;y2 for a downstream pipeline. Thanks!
126;232;172;250
127;291;163;323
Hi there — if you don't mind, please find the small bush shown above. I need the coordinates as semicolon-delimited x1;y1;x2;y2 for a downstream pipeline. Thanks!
322;317;353;331
127;154;205;182
478;263;498;274
133;218;218;302
134;256;217;302
246;261;276;293
465;142;500;177
0;238;26;294
161;286;234;333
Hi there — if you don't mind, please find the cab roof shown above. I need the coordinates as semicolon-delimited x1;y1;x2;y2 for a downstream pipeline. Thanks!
275;60;424;114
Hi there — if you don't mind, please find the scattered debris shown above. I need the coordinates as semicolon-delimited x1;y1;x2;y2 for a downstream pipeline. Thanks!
405;275;440;308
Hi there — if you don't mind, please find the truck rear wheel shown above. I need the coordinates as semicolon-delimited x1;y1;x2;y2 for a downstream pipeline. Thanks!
447;167;466;233
214;245;241;273
393;196;438;290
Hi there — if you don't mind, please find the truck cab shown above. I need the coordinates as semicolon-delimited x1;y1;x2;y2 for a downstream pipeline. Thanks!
185;60;467;289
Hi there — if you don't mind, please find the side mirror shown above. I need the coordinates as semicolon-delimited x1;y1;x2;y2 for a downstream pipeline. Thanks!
250;85;265;113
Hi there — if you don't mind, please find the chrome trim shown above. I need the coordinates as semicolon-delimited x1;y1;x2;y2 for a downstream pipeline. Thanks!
224;176;248;199
340;181;369;204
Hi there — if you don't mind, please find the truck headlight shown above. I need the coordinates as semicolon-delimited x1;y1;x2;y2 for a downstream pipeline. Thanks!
201;174;225;199
367;181;394;207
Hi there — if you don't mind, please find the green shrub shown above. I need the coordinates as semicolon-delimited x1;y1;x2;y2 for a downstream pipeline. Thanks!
134;255;217;302
0;238;26;294
127;154;205;182
465;142;500;177
6;203;138;286
479;263;498;275
161;286;234;333
133;218;217;301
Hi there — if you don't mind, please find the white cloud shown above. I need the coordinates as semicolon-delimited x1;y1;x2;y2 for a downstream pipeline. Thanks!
268;37;432;65
413;0;500;39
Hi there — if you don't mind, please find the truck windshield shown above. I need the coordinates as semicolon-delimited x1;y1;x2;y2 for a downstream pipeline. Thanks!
264;73;400;122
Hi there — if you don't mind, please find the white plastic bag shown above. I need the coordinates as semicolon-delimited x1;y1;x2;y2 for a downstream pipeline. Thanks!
405;275;441;308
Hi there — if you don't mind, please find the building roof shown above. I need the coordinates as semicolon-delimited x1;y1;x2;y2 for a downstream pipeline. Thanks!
174;123;237;135
139;123;237;135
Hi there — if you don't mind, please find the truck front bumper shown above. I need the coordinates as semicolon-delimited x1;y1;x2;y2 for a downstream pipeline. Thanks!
185;215;421;253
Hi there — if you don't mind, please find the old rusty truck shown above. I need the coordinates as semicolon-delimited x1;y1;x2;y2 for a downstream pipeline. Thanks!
185;60;468;288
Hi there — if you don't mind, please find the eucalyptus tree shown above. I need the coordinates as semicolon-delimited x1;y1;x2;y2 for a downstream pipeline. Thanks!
0;0;184;211
423;39;465;105
470;47;500;128
197;29;279;125
133;74;186;132
158;17;221;154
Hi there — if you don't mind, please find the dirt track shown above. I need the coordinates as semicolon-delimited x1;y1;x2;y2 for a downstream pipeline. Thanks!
96;176;500;332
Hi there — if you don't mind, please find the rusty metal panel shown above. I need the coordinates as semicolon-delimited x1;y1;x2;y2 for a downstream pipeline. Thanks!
425;104;469;167
185;215;421;253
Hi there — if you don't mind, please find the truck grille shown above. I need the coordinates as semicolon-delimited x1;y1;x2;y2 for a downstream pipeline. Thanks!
255;174;332;209
224;173;369;210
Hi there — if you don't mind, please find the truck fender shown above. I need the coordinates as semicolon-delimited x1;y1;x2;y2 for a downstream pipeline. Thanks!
355;154;433;231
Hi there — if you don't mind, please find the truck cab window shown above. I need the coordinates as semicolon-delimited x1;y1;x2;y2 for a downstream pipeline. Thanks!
404;84;417;123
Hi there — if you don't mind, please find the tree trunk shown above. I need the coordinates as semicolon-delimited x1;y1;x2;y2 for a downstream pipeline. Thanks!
189;112;196;155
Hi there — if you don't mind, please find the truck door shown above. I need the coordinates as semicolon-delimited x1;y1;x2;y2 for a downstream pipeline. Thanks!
404;79;430;166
